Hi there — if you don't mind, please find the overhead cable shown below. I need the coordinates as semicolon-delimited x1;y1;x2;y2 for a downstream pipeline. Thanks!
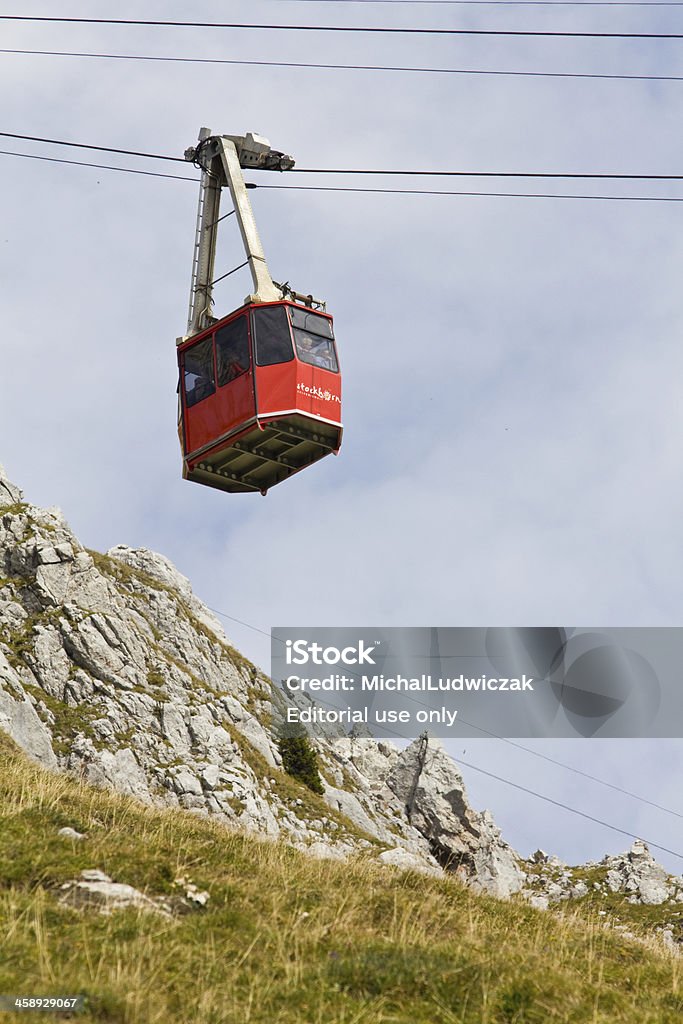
291;168;683;180
494;735;683;819
455;757;683;860
209;603;683;841
0;148;197;181
349;680;683;820
260;182;683;200
2;132;683;181
208;606;273;640
310;686;683;851
4;16;683;39
3;149;683;202
204;611;683;827
5;47;683;84
0;130;186;163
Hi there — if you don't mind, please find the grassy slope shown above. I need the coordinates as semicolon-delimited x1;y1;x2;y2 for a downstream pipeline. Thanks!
0;732;681;1024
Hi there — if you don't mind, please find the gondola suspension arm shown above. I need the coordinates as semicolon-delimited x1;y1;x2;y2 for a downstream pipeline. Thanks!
182;128;294;339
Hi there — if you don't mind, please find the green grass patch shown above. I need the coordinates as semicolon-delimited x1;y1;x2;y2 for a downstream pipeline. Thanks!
0;502;30;517
22;683;104;756
3;609;62;670
0;731;681;1024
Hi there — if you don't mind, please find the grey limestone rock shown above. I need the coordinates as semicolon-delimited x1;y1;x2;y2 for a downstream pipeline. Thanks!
378;846;442;877
59;870;172;916
386;736;524;897
601;840;672;906
0;464;23;508
58;827;86;841
0;652;57;768
0;465;539;896
521;839;680;914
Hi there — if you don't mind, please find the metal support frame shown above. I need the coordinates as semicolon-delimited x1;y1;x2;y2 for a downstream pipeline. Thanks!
183;128;295;340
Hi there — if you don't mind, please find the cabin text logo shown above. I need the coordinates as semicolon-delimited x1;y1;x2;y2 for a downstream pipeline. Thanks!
296;382;340;403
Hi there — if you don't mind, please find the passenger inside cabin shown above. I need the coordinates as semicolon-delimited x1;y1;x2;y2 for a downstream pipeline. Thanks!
296;331;332;370
191;376;213;404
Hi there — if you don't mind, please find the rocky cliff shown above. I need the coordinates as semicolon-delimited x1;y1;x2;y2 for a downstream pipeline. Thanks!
0;464;522;896
2;463;682;933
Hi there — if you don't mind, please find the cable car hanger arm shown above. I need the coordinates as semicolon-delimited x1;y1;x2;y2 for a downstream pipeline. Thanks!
183;128;295;337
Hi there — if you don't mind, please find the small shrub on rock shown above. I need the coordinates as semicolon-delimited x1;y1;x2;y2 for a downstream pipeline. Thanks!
278;735;324;795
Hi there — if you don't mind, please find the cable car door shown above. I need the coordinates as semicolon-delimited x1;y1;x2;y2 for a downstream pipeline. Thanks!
181;312;256;459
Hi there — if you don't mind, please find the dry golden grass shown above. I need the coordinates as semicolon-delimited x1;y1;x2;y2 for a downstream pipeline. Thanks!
0;730;681;1024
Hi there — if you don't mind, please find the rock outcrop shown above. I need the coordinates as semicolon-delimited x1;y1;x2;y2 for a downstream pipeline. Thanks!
386;737;524;896
0;463;526;895
57;868;209;917
522;839;683;918
59;869;174;917
3;462;683;936
602;840;678;906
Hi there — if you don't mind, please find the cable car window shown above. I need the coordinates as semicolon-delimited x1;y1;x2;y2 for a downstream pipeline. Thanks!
216;316;250;386
253;306;294;366
289;307;334;340
183;337;216;408
289;307;338;372
292;329;339;372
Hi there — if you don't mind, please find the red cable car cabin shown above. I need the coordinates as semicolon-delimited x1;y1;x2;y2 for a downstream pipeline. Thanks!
178;301;342;494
